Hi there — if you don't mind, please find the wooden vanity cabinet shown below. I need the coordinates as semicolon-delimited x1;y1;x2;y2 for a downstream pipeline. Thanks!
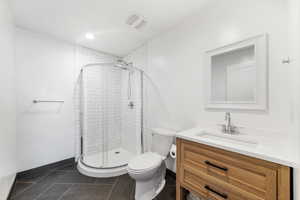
176;138;292;200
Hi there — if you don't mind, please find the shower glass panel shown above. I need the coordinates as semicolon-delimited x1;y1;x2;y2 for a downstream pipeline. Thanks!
80;63;142;169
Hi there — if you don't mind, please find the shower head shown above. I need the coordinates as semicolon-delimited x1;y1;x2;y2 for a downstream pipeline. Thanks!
115;60;134;71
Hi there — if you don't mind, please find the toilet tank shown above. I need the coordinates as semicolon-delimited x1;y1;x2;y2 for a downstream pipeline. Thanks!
151;128;176;158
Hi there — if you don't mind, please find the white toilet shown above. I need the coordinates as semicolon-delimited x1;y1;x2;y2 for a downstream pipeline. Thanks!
127;128;176;200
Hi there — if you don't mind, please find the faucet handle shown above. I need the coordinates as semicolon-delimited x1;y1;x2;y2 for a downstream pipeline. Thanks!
217;123;244;134
229;125;245;134
233;125;245;132
217;124;227;132
225;112;231;120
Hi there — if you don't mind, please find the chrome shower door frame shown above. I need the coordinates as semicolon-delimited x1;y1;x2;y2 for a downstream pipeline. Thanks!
79;62;144;170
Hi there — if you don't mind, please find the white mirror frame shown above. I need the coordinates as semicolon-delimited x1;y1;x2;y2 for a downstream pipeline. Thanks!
204;34;268;111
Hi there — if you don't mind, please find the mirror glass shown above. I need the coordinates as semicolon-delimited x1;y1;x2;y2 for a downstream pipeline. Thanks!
211;45;256;103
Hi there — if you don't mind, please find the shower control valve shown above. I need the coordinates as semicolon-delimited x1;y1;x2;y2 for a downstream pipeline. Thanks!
128;101;135;109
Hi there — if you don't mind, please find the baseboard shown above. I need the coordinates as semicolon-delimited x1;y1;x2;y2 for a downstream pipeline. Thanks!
0;173;16;200
166;169;176;179
5;158;75;200
6;176;16;200
17;157;75;179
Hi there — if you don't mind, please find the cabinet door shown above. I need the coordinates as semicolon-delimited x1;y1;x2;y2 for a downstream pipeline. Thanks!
177;139;285;200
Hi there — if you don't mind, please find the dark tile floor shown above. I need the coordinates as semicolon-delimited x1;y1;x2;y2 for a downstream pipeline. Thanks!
9;160;176;200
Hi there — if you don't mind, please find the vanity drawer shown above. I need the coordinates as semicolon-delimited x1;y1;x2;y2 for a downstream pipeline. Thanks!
179;140;278;199
181;164;264;200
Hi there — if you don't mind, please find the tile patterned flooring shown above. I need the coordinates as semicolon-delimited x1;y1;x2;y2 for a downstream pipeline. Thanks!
9;159;176;200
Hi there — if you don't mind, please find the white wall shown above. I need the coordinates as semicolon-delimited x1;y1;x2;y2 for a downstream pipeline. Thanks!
288;0;300;198
124;46;151;151
16;28;117;172
147;0;292;131
125;0;299;176
16;28;75;172
0;0;17;198
120;70;143;155
125;45;179;171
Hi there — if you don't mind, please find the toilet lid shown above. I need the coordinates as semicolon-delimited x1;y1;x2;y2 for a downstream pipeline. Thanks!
128;152;162;172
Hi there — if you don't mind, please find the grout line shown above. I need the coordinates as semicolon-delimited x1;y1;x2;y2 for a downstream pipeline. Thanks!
32;183;56;200
13;167;142;200
17;171;50;184
105;177;119;200
57;184;74;200
15;181;36;183
56;170;73;173
11;182;38;199
12;169;67;199
53;163;75;171
92;174;97;185
50;182;116;185
130;183;135;200
34;171;55;183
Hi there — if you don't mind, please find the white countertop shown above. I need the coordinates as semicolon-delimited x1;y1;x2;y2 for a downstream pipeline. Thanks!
176;127;300;168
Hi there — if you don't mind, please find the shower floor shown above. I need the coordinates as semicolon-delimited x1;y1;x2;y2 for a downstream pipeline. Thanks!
83;148;135;168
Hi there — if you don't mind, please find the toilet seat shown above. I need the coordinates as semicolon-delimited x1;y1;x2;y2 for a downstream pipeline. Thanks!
128;152;162;173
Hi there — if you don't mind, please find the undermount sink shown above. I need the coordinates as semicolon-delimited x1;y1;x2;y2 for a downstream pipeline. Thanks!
195;131;259;147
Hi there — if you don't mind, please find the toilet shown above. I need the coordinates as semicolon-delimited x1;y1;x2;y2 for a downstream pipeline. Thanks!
127;128;176;200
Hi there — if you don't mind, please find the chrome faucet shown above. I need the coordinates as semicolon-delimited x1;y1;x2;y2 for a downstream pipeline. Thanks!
221;112;237;134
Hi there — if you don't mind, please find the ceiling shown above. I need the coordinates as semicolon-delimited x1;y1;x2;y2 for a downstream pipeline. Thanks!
11;0;209;57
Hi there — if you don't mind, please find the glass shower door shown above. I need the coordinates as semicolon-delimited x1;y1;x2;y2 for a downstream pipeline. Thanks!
80;63;141;169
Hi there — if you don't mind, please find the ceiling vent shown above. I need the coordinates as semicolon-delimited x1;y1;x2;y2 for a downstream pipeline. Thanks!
126;14;147;30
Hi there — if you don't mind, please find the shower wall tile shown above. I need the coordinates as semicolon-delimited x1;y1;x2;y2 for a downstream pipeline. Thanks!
73;46;118;160
82;66;122;155
121;71;142;155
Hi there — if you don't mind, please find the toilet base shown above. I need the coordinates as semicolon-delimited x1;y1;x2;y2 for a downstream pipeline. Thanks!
134;163;166;200
153;179;166;199
135;178;166;200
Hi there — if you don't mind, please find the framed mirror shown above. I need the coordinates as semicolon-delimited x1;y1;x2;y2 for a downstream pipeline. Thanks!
204;34;268;110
